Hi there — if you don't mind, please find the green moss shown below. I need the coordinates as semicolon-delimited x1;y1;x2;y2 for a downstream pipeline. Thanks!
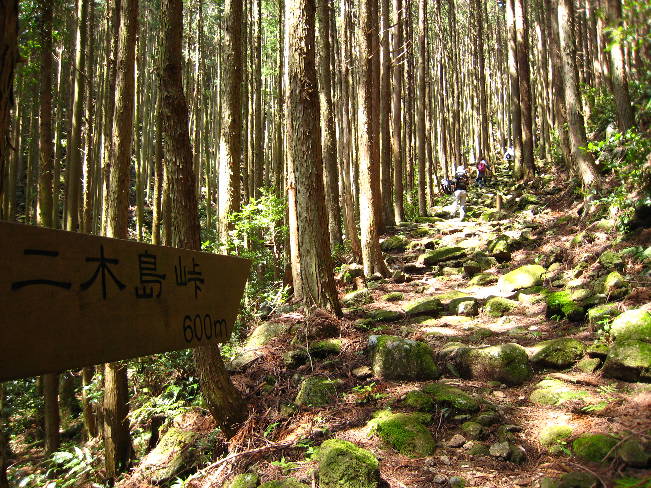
572;433;618;463
370;335;440;380
461;421;484;440
609;309;651;342
586;303;621;326
530;338;585;369
403;391;435;411
381;235;409;252
468;442;490;456
142;427;201;483
311;339;342;358
382;292;404;302
576;358;601;373
545;291;586;322
404;297;444;316
246;322;290;349
317;439;379;488
367;309;403;323
484;297;518;317
529;380;590;406
259;479;308;488
498;264;545;291
602;340;651;382
419;246;467;266
225;473;260;488
420;383;480;412
558;472;599;488
539;425;573;449
295;377;337;407
469;273;498;286
598;251;623;269
466;343;533;385
370;411;436;457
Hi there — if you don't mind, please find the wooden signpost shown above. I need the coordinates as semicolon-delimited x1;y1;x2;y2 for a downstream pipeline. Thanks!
0;221;250;381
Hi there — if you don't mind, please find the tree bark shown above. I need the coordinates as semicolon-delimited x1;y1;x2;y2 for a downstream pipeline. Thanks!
161;0;247;436
558;0;600;189
317;0;343;249
606;0;635;131
358;0;390;278
506;0;523;175
287;0;342;313
0;382;8;488
391;0;404;223
380;0;394;227
0;0;18;200
514;0;535;180
416;0;427;216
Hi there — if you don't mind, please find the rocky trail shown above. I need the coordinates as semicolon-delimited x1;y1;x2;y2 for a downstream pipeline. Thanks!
121;175;651;488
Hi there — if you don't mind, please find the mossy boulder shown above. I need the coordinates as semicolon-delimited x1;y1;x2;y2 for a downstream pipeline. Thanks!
381;235;409;252
539;425;574;452
530;338;585;369
317;439;380;488
138;427;201;483
461;421;485;440
617;437;651;467
367;309;403;323
484;297;518;317
369;335;440;380
338;264;364;284
246;321;290;349
404;297;444;316
586;303;621;326
295;377;338;407
259;479;308;488
498;264;545;292
609;309;651;342
457;300;479;317
576;357;601;373
418;246;467;266
468;272;498;286
382;292;404;302
557;472;599;488
342;289;373;308
602;340;651;382
472;411;501;427
464;343;533;385
369;411;436;457
529;379;590;406
598;250;623;270
545;291;586;322
572;433;618;463
602;271;629;299
408;382;480;413
224;474;260;488
432;291;476;314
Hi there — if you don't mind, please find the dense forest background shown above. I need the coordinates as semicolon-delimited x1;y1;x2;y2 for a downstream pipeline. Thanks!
0;0;650;486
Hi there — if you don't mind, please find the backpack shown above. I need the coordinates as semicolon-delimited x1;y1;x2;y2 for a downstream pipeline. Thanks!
441;178;455;195
478;160;487;172
454;170;468;190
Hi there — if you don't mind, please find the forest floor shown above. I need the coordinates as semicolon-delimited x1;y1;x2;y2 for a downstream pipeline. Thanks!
15;172;651;488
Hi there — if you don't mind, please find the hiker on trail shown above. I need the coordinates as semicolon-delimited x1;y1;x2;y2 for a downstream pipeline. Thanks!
475;157;490;187
504;146;514;162
441;177;455;195
451;166;469;220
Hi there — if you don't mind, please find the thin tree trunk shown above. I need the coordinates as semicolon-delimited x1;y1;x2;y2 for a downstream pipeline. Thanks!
514;0;535;180
391;0;404;223
416;0;427;216
380;0;393;227
506;0;523;176
606;0;635;131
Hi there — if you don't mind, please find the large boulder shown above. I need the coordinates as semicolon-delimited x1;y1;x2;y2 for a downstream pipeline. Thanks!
342;289;373;308
369;411;436;457
498;264;545;292
404;382;480;413
602;340;651;382
609;309;651;342
295;377;338;407
404;297;443;316
381;235;409;252
572;433;619;463
138;427;201;483
529;379;591;406
369;335;440;380
484;297;518;317
545;290;586;322
586;303;622;326
418;246;467;266
529;338;585;369
447;343;532;385
317;439;380;488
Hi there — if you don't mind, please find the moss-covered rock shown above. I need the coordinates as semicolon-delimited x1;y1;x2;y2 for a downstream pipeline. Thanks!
367;309;403;323
338;264;364;284
317;439;380;488
602;271;629;299
609;309;651;342
457;300;479;317
382;292;404;302
403;390;435;411
246;321;290;349
498;264;545;292
539;425;573;452
472;411;500;427
295;377;338;407
369;411;436;457
468;272;498;286
598;251;623;270
461;421;485;440
224;473;260;488
418;246;467;266
586;303;622;326
421;382;480;412
617;437;650;467
530;338;585;369
465;343;533;385
312;339;342;357
404;297;444;316
381;235;409;252
342;289;373;308
545;291;586;322
462;260;482;277
529;379;590;406
139;427;201;483
259;479;308;488
369;335;440;380
572;433;618;463
576;357;601;373
602;340;651;382
484;297;518;317
557;472;599;488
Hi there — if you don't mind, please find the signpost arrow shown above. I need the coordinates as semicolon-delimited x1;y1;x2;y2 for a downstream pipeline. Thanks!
0;221;250;381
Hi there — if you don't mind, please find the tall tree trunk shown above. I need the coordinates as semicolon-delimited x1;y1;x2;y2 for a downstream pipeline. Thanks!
514;0;535;180
65;0;89;231
287;0;342;313
474;0;489;158
558;0;600;189
380;0;393;227
606;0;635;131
416;0;427;216
391;0;404;223
358;0;390;278
0;0;18;200
219;0;243;244
317;0;343;250
254;0;264;197
0;383;8;488
506;0;523;175
104;0;139;479
161;0;248;437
